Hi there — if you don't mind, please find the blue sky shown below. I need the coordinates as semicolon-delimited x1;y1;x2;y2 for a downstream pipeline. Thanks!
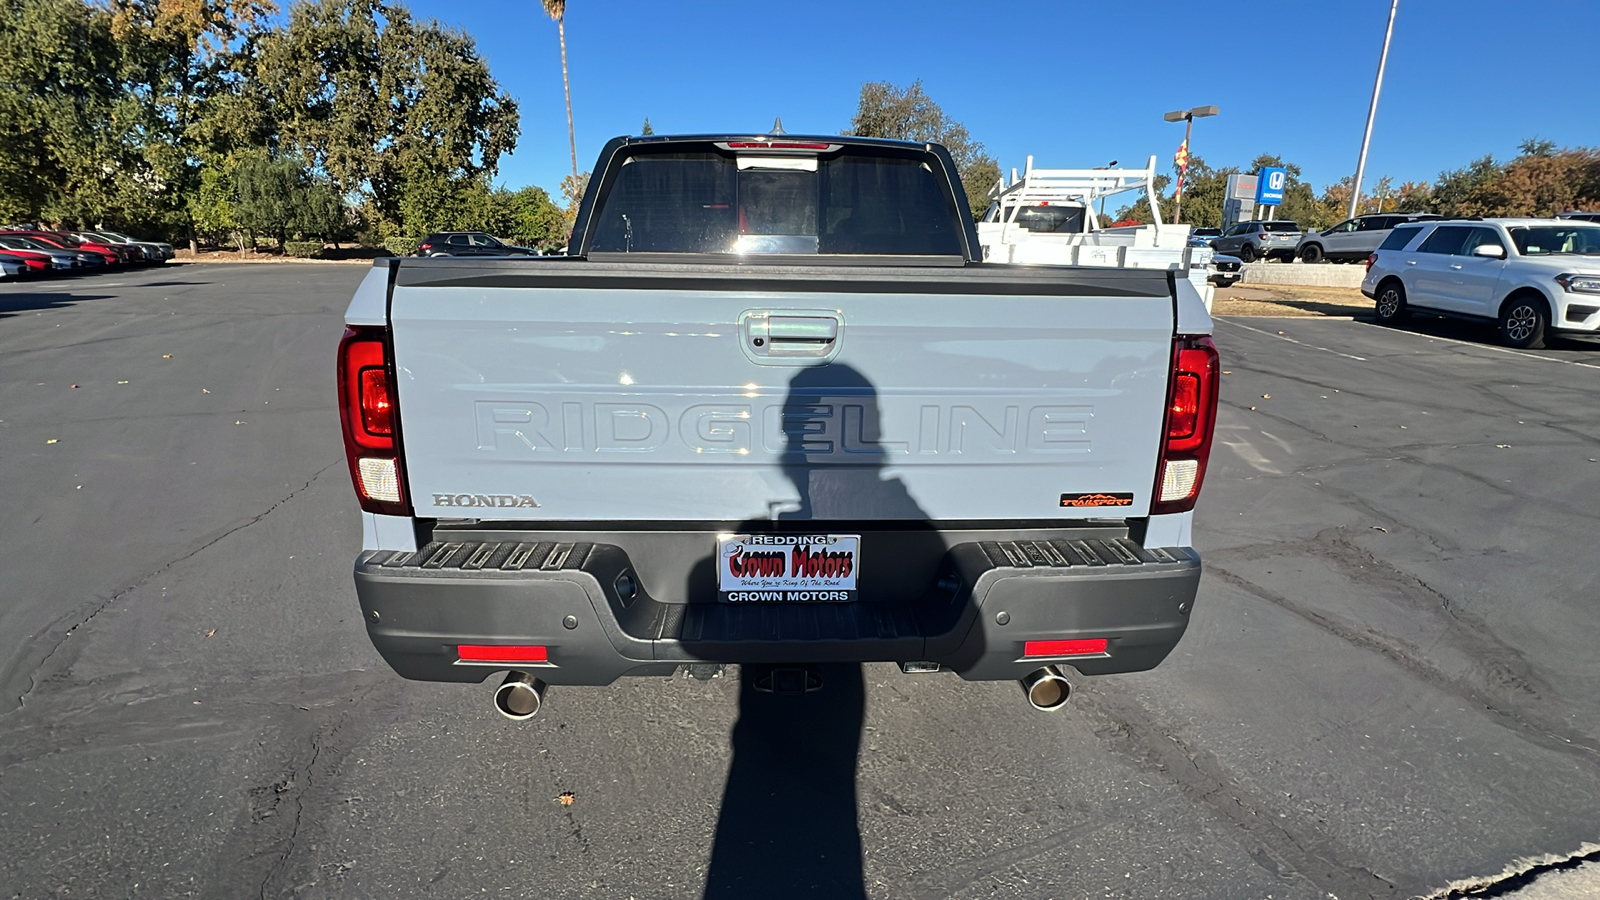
402;0;1600;195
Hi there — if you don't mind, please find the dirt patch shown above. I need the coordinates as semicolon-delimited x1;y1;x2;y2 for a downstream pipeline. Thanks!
173;247;385;265
1212;284;1373;318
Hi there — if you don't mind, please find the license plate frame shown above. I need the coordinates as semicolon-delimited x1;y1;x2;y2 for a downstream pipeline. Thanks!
717;534;860;603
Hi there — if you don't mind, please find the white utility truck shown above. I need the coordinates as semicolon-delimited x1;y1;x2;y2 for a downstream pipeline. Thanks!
979;156;1215;309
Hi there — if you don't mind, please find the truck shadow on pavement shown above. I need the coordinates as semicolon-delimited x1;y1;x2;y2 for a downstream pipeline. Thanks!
700;364;942;900
0;291;114;320
1386;313;1600;351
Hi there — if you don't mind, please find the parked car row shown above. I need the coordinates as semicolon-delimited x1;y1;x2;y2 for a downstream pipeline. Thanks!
1363;217;1600;348
0;228;174;279
1201;213;1446;264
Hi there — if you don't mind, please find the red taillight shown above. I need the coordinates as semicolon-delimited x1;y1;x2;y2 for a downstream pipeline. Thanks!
1151;335;1220;515
1025;638;1108;658
457;644;548;663
418;243;432;251
338;326;410;515
359;368;392;435
1167;372;1200;445
724;141;833;150
1365;253;1377;272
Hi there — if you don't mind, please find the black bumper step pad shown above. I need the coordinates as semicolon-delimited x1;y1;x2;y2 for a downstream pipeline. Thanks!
370;541;593;572
977;537;1165;569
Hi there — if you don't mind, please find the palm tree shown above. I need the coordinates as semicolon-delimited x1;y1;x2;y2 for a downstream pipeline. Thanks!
541;0;576;180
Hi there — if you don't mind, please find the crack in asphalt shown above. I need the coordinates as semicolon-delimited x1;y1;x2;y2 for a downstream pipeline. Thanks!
1206;558;1600;765
2;459;344;718
259;731;322;900
1074;682;1401;898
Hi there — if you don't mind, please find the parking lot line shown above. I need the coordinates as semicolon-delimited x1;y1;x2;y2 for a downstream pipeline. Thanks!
1350;321;1600;371
1213;317;1368;361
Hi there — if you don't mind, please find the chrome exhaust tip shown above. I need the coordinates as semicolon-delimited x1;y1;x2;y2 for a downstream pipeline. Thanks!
1021;666;1071;711
493;671;546;721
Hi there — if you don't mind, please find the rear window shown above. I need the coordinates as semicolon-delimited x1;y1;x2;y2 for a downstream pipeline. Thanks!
986;205;1086;233
587;147;965;256
1260;222;1300;233
1379;226;1422;250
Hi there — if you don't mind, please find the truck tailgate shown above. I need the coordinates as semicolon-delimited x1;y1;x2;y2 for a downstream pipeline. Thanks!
387;261;1175;522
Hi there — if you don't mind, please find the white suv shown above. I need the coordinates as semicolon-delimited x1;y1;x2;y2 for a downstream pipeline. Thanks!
1361;218;1600;348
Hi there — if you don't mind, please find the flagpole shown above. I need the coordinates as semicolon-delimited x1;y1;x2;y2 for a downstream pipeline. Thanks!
1172;115;1193;225
1349;0;1399;220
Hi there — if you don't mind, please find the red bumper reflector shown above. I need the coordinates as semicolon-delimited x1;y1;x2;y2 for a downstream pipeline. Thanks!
457;644;548;663
1024;638;1108;658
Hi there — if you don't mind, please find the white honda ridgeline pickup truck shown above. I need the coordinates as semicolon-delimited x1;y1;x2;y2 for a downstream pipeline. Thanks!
338;134;1220;719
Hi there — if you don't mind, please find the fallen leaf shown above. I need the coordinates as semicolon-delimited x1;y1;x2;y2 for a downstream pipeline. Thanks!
1249;406;1256;411
555;791;575;807
46;439;58;444
75;485;81;490
1496;444;1510;449
1371;526;1388;533
117;380;129;385
205;629;216;637
161;354;171;359
1261;394;1271;399
70;384;79;389
1222;370;1233;375
202;388;210;394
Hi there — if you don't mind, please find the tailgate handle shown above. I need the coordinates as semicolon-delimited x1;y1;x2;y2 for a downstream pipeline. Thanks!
743;312;843;363
768;316;838;344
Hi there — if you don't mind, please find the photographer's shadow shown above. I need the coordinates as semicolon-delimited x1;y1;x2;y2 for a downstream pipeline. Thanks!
701;364;940;900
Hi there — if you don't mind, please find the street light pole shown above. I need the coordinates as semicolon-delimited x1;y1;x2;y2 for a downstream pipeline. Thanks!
1349;0;1399;220
1164;106;1218;226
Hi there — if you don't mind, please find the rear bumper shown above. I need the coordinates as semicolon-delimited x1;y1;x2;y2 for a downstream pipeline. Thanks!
353;535;1201;685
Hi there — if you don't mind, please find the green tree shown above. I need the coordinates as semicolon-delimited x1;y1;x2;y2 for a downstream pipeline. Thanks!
846;80;999;220
1169;156;1234;229
106;0;277;243
1519;137;1556;158
232;151;351;246
0;0;121;225
233;151;297;243
1112;174;1172;224
559;170;589;235
1432;154;1501;217
541;0;576;180
640;116;654;136
257;0;520;232
1478;148;1600;217
506;185;564;250
190;155;244;249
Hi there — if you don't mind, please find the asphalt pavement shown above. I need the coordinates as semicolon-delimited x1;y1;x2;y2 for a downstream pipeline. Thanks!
1;265;1598;899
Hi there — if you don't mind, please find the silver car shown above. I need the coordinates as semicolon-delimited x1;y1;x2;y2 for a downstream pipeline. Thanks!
79;230;174;262
1210;220;1302;262
1295;213;1441;263
0;235;91;270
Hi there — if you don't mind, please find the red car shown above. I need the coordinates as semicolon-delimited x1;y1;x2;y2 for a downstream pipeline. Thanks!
0;248;51;274
5;230;126;265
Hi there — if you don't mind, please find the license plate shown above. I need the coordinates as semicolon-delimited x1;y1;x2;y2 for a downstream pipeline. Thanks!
717;534;859;602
